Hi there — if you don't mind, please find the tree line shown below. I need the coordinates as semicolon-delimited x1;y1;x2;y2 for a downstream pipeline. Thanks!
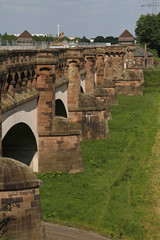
135;13;160;56
0;33;118;44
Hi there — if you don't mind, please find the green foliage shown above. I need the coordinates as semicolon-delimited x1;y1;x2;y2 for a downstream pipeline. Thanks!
94;36;105;42
38;72;160;239
36;171;63;179
79;36;90;43
135;14;160;55
94;36;118;44
0;204;15;240
1;33;17;41
143;70;160;91
33;35;56;42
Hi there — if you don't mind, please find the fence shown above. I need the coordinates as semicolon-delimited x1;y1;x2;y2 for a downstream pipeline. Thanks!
0;40;111;50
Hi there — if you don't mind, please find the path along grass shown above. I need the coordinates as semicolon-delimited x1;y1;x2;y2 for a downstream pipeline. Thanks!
38;71;160;240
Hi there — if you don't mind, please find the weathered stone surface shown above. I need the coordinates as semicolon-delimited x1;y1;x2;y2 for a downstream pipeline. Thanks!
0;157;45;240
0;157;41;191
55;77;69;89
1;88;39;113
79;93;106;111
0;44;155;173
52;116;80;136
38;134;83;173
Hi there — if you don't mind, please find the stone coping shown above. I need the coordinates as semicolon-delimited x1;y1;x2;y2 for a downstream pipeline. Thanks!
94;86;109;97
55;77;69;88
78;93;106;111
52;116;81;136
2;88;39;113
0;157;41;191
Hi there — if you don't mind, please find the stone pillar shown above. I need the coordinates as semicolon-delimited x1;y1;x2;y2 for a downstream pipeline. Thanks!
67;60;80;111
85;56;95;95
96;54;104;86
0;157;45;240
0;77;2;157
37;66;55;135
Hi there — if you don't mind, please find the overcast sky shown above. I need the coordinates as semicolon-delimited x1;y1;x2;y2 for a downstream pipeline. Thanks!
0;0;156;38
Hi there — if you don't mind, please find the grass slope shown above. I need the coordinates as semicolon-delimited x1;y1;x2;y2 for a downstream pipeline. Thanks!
38;71;160;240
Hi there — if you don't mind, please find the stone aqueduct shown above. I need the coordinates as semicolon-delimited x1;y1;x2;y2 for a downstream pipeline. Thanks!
0;45;154;173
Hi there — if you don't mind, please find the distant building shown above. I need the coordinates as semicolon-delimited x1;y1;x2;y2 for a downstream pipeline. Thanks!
17;30;35;46
68;36;76;41
118;30;135;45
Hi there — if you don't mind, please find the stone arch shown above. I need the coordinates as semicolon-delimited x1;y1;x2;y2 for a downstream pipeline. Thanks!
110;52;114;57
21;71;25;80
80;86;84;93
55;99;67;118
32;69;36;77
120;52;125;57
2;122;38;171
27;70;31;78
106;52;110;57
115;52;120;57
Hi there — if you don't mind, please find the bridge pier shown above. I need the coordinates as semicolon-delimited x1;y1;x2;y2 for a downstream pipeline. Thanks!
0;45;153;173
37;63;83;173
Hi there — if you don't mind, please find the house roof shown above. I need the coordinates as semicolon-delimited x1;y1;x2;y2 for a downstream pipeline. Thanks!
118;30;134;43
134;47;153;57
119;30;134;38
18;30;33;39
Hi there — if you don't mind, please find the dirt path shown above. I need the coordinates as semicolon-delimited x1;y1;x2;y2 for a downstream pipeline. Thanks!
44;222;110;240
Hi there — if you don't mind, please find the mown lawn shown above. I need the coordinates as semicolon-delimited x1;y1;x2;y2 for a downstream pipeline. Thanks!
37;71;160;240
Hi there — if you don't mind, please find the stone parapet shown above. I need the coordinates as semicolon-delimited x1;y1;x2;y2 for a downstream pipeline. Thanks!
1;88;39;113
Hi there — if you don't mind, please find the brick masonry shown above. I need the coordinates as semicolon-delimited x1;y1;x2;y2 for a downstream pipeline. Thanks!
0;188;45;240
0;157;45;240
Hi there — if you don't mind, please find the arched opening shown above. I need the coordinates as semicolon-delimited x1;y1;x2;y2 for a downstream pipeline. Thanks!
55;99;67;118
14;73;19;88
2;123;37;166
7;74;12;91
80;86;84;93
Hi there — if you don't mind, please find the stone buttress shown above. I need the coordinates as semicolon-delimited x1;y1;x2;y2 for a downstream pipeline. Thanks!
36;52;83;173
66;48;109;140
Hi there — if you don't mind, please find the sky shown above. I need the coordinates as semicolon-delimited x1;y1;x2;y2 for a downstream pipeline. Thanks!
0;0;157;38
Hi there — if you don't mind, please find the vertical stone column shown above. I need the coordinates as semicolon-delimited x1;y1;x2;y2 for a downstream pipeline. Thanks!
96;55;104;86
0;76;2;156
85;56;95;95
67;60;80;111
37;65;55;135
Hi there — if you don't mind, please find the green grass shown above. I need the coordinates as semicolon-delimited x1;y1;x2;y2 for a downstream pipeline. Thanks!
38;71;160;240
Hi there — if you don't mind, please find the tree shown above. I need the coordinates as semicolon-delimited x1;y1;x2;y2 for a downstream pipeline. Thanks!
105;36;118;45
135;13;160;55
94;36;105;42
1;33;17;41
80;36;90;43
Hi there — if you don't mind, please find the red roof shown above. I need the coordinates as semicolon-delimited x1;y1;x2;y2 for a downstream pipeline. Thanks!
119;30;134;38
18;30;33;39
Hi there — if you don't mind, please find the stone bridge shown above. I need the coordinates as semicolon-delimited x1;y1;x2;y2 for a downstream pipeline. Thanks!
0;45;154;173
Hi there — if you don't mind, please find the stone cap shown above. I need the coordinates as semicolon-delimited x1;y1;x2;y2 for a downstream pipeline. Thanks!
55;77;69;89
123;70;140;81
78;93;106;111
0;157;41;191
94;86;109;97
52;116;81;136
